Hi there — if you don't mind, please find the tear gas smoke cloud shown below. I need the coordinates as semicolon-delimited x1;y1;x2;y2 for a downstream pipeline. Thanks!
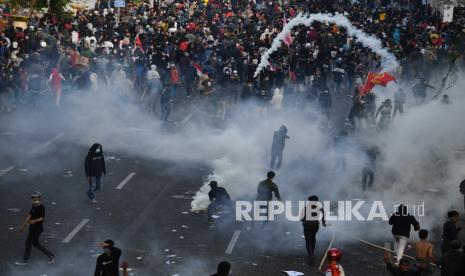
254;13;399;77
3;67;465;275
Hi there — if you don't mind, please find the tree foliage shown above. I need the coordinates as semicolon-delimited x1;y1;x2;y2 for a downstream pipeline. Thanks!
8;0;70;19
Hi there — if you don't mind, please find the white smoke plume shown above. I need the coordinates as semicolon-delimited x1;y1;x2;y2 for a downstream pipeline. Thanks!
254;13;399;77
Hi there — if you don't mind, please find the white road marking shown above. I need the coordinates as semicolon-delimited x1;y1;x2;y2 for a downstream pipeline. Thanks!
33;134;63;152
116;172;136;190
225;230;241;254
0;166;14;176
62;218;90;243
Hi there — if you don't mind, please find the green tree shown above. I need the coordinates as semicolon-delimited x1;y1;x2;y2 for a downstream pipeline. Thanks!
8;0;70;19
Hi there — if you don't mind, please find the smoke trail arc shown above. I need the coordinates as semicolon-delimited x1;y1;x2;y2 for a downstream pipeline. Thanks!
254;13;399;78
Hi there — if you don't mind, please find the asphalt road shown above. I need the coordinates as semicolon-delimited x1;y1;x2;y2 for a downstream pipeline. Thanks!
0;89;443;276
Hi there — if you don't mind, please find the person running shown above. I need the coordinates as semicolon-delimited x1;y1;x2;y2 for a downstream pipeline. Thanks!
207;181;232;224
85;143;107;203
15;191;55;266
94;239;122;276
300;195;326;263
389;205;420;263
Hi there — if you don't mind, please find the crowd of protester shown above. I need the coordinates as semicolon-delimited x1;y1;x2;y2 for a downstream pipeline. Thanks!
0;0;463;121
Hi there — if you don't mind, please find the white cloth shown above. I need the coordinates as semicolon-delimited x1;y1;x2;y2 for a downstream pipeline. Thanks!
147;66;160;80
393;235;408;262
270;88;283;110
71;31;79;45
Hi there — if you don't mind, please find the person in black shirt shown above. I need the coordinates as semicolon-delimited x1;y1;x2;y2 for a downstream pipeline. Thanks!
362;146;380;192
85;143;106;203
256;171;281;225
207;181;232;224
441;211;462;254
15;191;55;266
94;239;122;276
270;125;290;170
257;171;281;202
300;195;326;263
210;261;230;276
389;205;420;263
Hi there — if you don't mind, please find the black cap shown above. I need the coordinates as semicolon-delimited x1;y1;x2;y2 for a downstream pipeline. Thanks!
104;239;115;247
209;181;218;187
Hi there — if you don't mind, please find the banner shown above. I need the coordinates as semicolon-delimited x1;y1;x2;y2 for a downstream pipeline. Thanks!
114;0;126;8
443;4;454;23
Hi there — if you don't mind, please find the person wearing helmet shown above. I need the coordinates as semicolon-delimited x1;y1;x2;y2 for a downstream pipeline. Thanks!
376;99;393;130
85;143;106;203
15;191;55;266
325;248;345;276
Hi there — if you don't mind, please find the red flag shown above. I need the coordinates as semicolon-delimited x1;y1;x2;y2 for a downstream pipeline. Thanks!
360;72;396;95
283;33;293;47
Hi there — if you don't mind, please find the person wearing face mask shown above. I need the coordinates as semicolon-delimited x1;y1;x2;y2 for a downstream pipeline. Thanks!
94;239;122;276
85;143;107;203
15;191;55;266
